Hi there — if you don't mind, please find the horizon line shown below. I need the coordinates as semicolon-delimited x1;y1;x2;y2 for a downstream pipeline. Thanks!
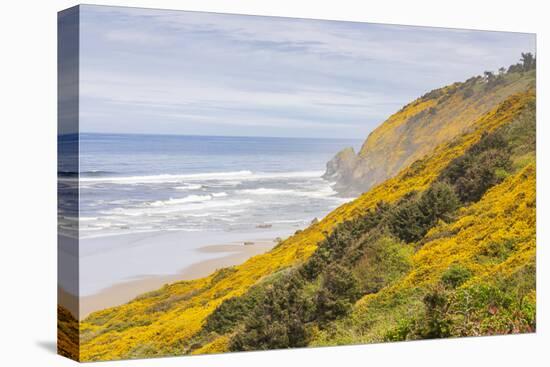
60;131;365;141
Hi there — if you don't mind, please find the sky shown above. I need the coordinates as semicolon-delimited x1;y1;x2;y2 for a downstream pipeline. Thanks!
78;5;535;139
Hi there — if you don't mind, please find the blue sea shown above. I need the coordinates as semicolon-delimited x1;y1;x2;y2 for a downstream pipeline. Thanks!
77;133;362;239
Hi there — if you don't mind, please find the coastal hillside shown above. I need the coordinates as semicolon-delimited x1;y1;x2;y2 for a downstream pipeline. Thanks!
194;89;535;353
324;55;536;195
71;57;535;361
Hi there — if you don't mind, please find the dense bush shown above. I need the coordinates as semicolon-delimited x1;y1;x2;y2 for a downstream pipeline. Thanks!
419;285;453;338
389;182;459;242
301;202;391;280
315;264;361;324
204;288;261;334
508;52;536;73
384;261;535;341
439;131;512;202
388;196;426;243
229;272;312;351
354;235;413;294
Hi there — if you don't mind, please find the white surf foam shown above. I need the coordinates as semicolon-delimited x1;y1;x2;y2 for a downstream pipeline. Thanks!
240;188;295;195
239;185;336;198
109;198;254;217
175;184;203;190
79;170;323;185
149;194;212;207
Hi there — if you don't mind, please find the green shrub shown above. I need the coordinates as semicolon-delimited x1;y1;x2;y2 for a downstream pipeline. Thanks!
204;295;254;334
315;264;360;324
389;182;459;243
418;285;452;339
384;318;416;342
354;235;413;294
230;272;312;351
439;130;512;203
441;264;472;288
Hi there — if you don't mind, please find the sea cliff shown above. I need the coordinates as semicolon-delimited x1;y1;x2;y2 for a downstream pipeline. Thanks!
325;67;535;195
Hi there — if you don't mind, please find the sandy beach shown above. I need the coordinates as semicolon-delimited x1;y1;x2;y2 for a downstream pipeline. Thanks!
67;133;353;320
76;233;281;319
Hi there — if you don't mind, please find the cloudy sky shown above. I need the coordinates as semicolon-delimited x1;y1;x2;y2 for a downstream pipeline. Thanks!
79;5;535;139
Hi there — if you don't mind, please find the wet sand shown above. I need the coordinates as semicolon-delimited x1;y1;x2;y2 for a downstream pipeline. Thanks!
78;240;276;319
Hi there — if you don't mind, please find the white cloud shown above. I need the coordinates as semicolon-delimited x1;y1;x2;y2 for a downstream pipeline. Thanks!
104;29;169;45
77;5;535;138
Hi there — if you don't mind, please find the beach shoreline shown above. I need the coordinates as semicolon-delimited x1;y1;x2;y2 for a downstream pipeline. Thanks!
77;239;277;319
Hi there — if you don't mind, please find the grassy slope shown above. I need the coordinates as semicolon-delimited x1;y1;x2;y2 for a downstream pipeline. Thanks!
79;89;534;361
204;89;536;353
313;163;535;345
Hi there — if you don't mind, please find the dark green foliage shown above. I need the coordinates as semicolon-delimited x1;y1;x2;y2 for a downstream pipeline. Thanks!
439;96;535;204
229;272;312;351
301;202;391;280
418;182;460;225
439;131;512;203
322;264;361;301
419;285;452;338
315;264;361;324
508;52;536;73
483;70;495;84
441;264;472;288
204;289;260;334
389;182;459;243
454;149;511;202
484;70;506;90
507;63;522;73
521;52;536;71
388;197;426;243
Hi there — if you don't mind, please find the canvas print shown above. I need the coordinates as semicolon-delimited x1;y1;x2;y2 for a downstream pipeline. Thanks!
58;5;536;362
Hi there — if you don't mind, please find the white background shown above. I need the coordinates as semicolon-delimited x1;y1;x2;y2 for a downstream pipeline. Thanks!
0;0;548;366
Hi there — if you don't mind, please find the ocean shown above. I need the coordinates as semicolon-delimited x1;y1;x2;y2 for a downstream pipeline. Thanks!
77;133;362;239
